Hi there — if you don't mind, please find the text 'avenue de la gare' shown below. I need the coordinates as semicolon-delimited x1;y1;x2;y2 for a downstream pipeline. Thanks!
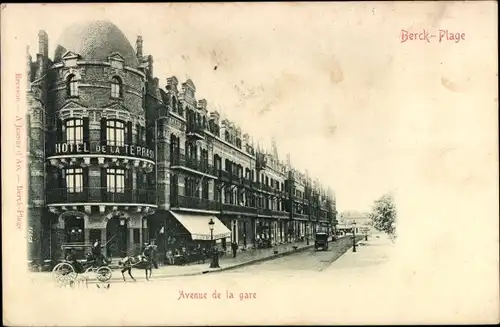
177;290;257;301
53;142;155;160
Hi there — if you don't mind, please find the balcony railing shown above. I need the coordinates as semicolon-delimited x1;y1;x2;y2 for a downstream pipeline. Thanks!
46;187;156;205
258;208;273;216
186;123;205;139
171;195;219;211
242;178;253;188
271;210;289;218
171;154;216;176
260;184;273;193
220;203;258;215
217;170;244;185
294;213;309;220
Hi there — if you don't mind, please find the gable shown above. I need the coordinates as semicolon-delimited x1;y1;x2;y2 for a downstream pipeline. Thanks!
59;100;88;111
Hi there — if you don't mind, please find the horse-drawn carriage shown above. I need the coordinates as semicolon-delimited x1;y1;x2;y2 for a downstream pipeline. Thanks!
52;243;112;287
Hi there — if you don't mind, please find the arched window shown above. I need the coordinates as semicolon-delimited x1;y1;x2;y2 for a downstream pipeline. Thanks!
111;77;122;98
67;74;78;97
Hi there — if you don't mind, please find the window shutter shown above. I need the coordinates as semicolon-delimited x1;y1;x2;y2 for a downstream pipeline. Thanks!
83;117;89;145
56;118;63;143
101;167;107;189
128;168;133;190
100;118;107;146
60;169;66;188
135;123;141;144
83;167;89;190
127;122;133;145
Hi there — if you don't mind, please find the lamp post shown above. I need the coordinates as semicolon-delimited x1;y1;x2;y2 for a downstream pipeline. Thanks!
352;221;357;252
209;218;220;268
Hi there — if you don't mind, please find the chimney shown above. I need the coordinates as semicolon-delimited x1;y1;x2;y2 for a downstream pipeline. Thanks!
37;30;48;77
242;133;249;151
166;76;178;92
26;46;32;88
220;119;229;142
38;30;48;58
35;54;44;79
136;35;143;61
197;99;207;111
147;55;154;77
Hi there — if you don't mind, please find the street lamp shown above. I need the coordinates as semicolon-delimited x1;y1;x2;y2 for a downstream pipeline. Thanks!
352;221;357;252
208;218;220;268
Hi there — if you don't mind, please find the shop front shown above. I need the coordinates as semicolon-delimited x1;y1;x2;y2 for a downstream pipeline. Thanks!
164;211;232;265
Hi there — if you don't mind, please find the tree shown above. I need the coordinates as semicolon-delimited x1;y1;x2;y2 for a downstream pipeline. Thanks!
368;193;397;240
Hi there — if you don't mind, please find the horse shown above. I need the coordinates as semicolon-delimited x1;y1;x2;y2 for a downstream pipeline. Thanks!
119;255;154;281
119;245;158;282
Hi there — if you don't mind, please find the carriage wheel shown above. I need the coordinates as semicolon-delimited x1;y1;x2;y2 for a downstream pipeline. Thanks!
96;266;112;282
52;262;76;286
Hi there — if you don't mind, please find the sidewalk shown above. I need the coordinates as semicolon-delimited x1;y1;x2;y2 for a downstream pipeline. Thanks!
326;232;395;271
30;239;316;283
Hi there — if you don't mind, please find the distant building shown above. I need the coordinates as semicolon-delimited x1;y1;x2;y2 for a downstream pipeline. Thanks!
26;20;338;264
335;211;371;235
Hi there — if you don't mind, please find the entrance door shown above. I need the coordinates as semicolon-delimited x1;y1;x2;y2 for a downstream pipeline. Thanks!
106;218;128;258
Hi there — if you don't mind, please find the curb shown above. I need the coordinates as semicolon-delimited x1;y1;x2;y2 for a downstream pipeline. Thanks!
90;244;314;283
318;236;367;272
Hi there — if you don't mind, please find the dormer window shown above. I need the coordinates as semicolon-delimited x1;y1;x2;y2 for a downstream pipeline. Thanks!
67;74;78;97
111;76;123;99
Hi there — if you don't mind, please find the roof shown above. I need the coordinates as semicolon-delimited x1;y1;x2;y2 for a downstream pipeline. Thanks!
53;20;139;68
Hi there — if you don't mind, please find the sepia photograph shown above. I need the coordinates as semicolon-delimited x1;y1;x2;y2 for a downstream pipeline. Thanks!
2;2;498;326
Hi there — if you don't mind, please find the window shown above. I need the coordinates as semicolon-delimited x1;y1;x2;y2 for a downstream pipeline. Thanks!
67;74;78;97
106;168;125;193
64;119;83;144
106;120;125;147
65;168;83;193
111;77;122;98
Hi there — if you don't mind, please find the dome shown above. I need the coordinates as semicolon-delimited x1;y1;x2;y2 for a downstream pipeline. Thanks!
54;20;139;68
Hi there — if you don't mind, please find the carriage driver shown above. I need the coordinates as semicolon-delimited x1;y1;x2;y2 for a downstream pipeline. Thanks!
142;243;152;262
92;239;105;265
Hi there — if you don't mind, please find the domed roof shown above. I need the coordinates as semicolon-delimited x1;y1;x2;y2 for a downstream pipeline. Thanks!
54;20;139;68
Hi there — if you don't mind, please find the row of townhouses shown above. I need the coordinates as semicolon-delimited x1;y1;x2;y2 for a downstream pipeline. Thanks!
26;21;338;263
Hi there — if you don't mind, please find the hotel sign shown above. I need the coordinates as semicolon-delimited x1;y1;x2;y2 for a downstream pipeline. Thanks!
53;142;155;160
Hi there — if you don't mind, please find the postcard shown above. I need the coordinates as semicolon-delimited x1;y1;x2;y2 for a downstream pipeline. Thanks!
1;2;498;326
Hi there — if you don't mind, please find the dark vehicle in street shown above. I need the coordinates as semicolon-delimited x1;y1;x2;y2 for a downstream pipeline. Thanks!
314;232;329;251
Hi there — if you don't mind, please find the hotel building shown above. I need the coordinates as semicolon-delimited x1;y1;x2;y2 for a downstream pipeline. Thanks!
26;21;338;263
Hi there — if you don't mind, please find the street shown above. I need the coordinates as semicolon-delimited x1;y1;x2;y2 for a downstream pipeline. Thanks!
23;234;395;326
19;233;494;325
219;235;365;275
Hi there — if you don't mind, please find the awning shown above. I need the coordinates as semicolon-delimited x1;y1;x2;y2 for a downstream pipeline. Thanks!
169;211;231;241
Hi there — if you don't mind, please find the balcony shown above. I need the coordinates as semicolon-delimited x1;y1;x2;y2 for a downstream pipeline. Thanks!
218;170;243;186
260;184;273;193
186;123;205;140
220;203;258;215
46;187;156;205
294;213;309;220
271;210;289;218
242;178;253;189
170;195;219;211
171;154;217;177
258;208;273;216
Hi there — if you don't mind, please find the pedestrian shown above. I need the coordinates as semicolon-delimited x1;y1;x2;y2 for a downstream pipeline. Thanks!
166;248;174;265
231;241;238;258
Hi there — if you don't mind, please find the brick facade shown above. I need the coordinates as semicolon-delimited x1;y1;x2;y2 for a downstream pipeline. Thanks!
26;21;337;266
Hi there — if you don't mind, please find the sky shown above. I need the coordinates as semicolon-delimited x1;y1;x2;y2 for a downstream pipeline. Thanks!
11;2;497;214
